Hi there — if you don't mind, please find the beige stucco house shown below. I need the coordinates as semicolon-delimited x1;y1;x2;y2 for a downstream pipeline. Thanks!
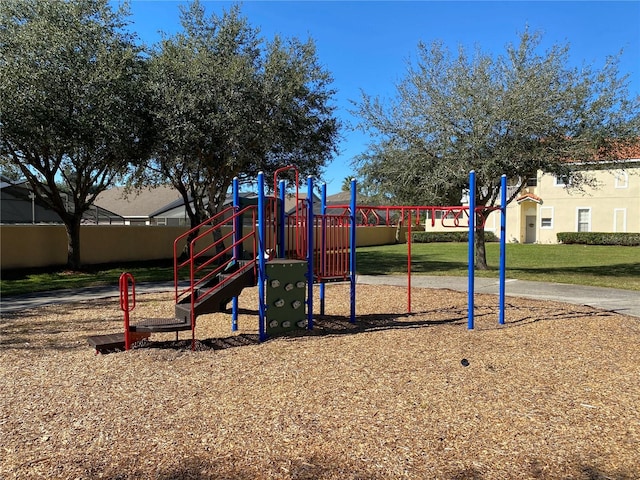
483;148;640;243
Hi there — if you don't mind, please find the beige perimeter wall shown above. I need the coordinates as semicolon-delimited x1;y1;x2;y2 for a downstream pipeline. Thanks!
1;225;397;270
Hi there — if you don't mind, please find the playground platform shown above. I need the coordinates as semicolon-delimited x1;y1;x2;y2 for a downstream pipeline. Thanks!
1;276;638;319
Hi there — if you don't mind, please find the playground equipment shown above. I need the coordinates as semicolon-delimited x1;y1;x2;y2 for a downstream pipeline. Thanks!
88;169;357;353
469;172;507;329
326;171;507;329
87;169;506;353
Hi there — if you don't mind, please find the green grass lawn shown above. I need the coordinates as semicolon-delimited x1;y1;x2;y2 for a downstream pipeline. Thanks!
357;243;640;291
0;260;175;297
1;243;639;296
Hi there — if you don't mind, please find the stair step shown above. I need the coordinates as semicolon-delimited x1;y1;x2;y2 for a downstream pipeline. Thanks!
87;332;151;353
131;317;192;333
175;262;256;320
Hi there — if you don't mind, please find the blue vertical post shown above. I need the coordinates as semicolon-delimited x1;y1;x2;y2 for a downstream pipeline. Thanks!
306;176;314;330
232;177;240;331
499;174;507;325
350;178;357;323
320;182;327;315
257;172;267;341
468;170;476;330
278;179;286;259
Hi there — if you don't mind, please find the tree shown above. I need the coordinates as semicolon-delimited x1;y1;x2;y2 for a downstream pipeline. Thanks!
0;0;152;269
354;29;640;269
340;176;363;192
141;1;339;243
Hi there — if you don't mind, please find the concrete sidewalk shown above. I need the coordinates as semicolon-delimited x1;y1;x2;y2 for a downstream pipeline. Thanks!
1;281;176;315
356;275;640;318
1;276;638;318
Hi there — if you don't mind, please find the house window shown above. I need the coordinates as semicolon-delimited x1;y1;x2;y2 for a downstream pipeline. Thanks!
613;209;626;232
554;174;572;187
614;170;628;189
540;206;553;229
426;209;455;220
577;208;591;232
526;177;538;187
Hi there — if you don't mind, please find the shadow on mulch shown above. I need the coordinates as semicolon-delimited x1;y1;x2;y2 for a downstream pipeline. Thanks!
88;451;389;480
129;308;469;354
500;301;617;328
76;453;638;480
126;299;621;355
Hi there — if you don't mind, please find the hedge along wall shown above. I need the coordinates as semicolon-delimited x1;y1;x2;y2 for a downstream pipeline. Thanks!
0;224;398;270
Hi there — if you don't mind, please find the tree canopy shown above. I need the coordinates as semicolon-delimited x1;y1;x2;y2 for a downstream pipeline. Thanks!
141;1;339;231
1;0;339;266
0;0;152;268
354;29;640;268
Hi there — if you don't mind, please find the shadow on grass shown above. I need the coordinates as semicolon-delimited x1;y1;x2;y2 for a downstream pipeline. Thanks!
0;259;175;297
357;250;468;275
358;248;640;284
510;262;640;279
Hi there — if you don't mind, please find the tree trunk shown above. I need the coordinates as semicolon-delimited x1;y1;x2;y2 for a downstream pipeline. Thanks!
64;215;83;270
395;217;405;244
174;186;204;260
180;207;203;260
180;227;200;261
206;189;227;265
475;224;489;270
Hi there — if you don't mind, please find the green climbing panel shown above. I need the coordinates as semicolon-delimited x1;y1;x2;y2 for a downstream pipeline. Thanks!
266;259;307;336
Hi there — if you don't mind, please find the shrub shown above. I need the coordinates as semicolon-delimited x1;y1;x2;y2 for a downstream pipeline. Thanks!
557;232;640;246
412;231;498;243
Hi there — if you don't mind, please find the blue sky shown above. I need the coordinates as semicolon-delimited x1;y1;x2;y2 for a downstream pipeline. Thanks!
120;1;640;194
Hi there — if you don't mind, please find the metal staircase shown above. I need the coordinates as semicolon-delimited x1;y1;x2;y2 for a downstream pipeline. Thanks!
173;260;256;324
88;203;259;353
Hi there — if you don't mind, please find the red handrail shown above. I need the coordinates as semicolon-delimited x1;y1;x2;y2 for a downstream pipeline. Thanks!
119;272;136;350
173;204;259;330
173;205;239;300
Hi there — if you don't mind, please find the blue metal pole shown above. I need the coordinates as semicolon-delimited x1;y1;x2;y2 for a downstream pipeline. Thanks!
320;182;327;315
307;176;314;330
350;178;357;323
257;172;267;341
232;177;240;331
499;174;507;325
278;179;286;259
468;170;476;330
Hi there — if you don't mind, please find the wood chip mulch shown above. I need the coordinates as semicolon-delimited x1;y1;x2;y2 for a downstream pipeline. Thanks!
1;284;639;479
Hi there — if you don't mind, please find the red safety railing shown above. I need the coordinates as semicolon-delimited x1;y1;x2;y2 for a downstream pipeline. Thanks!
173;205;258;325
315;213;350;281
119;272;136;350
282;200;351;280
328;204;499;229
